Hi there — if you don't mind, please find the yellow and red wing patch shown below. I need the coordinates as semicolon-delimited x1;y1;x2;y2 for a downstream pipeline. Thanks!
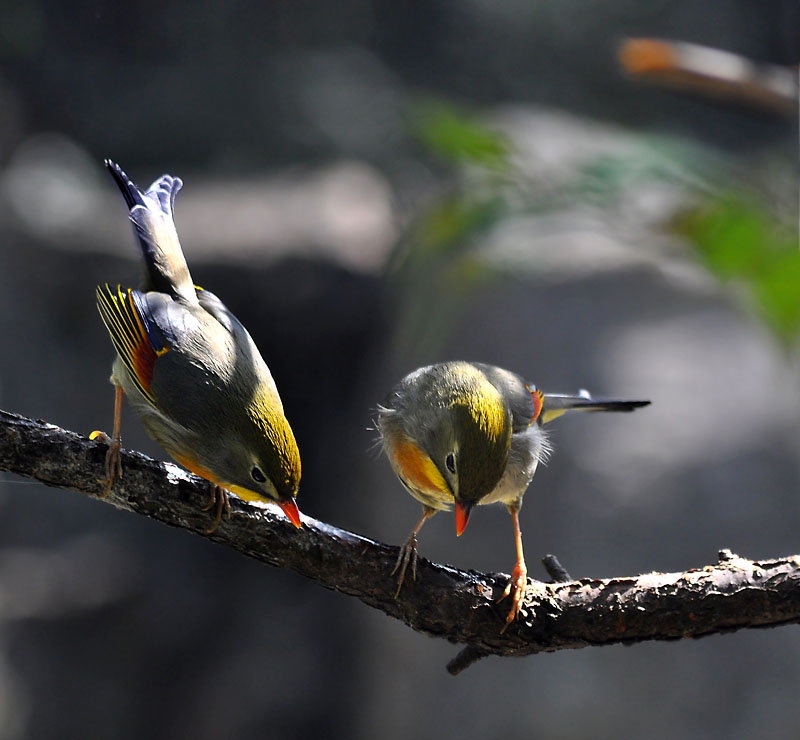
96;285;167;407
526;384;544;425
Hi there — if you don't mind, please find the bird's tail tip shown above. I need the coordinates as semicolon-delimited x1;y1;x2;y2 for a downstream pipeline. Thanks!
104;158;142;210
104;159;182;218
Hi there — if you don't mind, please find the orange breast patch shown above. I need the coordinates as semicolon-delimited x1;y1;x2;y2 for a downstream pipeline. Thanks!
389;436;449;496
170;450;221;486
171;450;268;503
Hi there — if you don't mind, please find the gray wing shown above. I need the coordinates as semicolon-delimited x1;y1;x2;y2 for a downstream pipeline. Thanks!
195;287;283;402
195;288;249;337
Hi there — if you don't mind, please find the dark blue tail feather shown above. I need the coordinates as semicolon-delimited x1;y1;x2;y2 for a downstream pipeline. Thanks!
105;159;144;210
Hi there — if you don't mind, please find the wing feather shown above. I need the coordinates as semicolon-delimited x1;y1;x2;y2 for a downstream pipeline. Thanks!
96;284;168;406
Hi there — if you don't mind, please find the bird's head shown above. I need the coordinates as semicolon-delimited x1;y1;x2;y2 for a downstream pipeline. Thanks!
421;364;512;535
212;393;302;528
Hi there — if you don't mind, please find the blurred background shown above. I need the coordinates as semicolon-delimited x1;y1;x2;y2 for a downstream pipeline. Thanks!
0;1;798;738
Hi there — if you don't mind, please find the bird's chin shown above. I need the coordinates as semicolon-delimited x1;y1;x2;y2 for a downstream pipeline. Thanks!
223;483;302;528
225;482;269;503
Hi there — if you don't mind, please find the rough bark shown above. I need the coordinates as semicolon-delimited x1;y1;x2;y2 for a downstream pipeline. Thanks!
2;408;799;674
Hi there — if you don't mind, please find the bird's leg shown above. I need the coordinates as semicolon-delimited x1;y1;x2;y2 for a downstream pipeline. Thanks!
498;504;528;630
89;385;124;498
201;483;231;534
392;506;435;598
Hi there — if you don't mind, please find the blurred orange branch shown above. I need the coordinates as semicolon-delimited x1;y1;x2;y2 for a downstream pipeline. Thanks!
620;38;798;115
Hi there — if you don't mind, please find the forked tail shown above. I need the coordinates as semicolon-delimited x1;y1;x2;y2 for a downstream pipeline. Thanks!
105;159;197;303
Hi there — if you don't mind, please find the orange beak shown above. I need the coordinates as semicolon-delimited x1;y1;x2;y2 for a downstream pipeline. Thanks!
278;498;302;529
454;502;472;537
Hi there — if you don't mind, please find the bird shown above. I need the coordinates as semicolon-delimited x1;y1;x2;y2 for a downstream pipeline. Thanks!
91;160;302;533
376;361;649;629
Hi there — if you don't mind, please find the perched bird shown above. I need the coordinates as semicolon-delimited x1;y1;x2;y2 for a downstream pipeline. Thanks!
91;160;302;533
377;361;649;629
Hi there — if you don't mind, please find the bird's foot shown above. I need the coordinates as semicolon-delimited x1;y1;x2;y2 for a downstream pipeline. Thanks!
201;484;231;534
498;560;528;632
391;534;419;598
89;430;122;498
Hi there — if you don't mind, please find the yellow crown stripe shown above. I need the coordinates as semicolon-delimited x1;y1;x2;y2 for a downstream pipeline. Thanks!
451;385;507;443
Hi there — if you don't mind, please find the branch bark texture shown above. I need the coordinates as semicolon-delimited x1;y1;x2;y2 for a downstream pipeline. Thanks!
2;408;799;669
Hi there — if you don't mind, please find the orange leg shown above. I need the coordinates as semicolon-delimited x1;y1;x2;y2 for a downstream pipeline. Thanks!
90;385;124;498
391;506;435;598
200;483;231;534
498;504;528;630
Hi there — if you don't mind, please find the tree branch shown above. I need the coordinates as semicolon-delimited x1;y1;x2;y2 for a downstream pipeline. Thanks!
2;408;799;673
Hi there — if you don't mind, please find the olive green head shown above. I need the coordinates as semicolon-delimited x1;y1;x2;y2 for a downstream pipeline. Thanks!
419;362;512;506
201;389;301;507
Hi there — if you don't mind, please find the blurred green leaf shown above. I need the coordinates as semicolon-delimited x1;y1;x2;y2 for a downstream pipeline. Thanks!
388;99;512;361
680;197;769;277
408;195;504;254
753;252;800;339
415;101;510;169
387;194;505;363
677;194;800;342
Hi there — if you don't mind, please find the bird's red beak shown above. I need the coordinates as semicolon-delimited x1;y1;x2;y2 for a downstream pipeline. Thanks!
278;498;302;529
454;502;472;537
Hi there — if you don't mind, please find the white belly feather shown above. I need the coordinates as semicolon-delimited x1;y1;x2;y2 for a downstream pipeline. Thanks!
479;424;550;507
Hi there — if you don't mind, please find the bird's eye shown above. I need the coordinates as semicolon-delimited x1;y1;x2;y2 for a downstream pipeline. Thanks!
251;466;267;483
445;453;456;474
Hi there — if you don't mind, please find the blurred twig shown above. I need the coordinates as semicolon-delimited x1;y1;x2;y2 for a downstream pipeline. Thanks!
619;38;798;116
675;193;800;345
3;408;800;673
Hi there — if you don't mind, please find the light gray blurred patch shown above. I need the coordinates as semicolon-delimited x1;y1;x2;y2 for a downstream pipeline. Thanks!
575;313;799;499
1;133;103;239
0;533;140;621
273;45;408;158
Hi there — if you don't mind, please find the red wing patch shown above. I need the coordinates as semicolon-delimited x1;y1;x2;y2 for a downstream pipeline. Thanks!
526;384;544;425
96;285;167;407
